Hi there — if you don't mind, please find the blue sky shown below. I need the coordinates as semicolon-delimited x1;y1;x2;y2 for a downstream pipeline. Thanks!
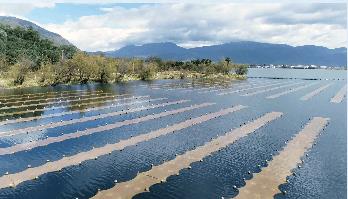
0;2;346;51
26;3;153;24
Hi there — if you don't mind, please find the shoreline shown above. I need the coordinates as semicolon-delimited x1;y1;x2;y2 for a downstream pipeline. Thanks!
0;71;246;90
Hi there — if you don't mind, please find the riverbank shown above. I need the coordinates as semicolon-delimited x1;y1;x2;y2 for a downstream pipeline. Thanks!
0;71;246;89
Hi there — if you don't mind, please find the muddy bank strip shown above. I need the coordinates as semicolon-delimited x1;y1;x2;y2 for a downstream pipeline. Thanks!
165;83;202;90
0;89;90;100
0;89;87;99
0;93;127;111
0;96;158;126
236;117;329;199
180;84;222;92
151;81;232;90
0;90;105;105
164;81;239;91
0;105;244;188
198;81;257;94
0;102;212;155
0;100;189;138
92;111;282;199
181;85;224;92
182;80;266;93
0;90;104;103
218;81;292;96
266;82;319;99
0;90;105;103
181;81;258;92
217;81;291;95
149;82;194;89
300;83;333;101
0;94;135;118
0;92;115;110
199;80;277;94
330;84;347;103
0;96;151;125
241;82;304;96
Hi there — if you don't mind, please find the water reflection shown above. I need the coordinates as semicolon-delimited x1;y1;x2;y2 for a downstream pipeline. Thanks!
0;83;139;121
0;72;346;199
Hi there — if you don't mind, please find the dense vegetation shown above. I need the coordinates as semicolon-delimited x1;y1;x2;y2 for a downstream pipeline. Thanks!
0;25;247;87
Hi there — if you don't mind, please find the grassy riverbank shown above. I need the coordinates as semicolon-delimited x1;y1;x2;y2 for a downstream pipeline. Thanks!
0;70;246;89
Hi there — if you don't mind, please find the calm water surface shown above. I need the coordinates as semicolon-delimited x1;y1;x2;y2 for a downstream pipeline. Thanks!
0;69;346;199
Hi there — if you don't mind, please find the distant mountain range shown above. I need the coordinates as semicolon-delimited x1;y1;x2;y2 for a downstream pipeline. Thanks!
0;16;72;46
0;16;346;67
97;42;347;67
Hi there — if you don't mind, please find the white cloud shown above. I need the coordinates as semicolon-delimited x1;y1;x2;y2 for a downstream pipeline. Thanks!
2;2;346;51
0;2;55;16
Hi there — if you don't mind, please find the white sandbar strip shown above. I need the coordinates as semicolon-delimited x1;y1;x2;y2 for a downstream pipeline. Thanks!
236;117;329;199
0;96;154;126
198;81;268;94
266;82;319;99
0;94;136;117
0;105;244;188
0;100;189;138
300;83;333;101
330;84;347;103
0;89;89;99
241;82;304;96
0;90;105;105
0;93;121;111
218;81;292;96
180;80;258;92
92;111;283;199
0;102;213;155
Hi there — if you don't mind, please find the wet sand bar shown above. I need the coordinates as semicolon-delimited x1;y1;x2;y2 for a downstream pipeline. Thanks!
0;93;120;111
0;94;142;118
0;89;91;100
92;111;282;199
0;90;105;105
236;117;329;199
241;82;304;96
218;81;291;95
300;83;333;101
330;84;347;103
0;96;152;125
198;80;271;94
0;102;212;155
0;98;173;136
0;105;245;189
266;82;319;99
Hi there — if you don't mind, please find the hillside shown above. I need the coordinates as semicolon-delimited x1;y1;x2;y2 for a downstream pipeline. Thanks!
0;16;72;46
0;23;77;69
102;41;347;67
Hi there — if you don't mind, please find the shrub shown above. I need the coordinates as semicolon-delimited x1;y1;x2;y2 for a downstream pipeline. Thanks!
234;64;248;75
139;62;158;80
99;57;118;83
9;62;30;85
37;62;59;86
179;71;185;79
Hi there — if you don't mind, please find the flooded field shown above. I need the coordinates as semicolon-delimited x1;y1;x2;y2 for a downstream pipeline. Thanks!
0;69;346;199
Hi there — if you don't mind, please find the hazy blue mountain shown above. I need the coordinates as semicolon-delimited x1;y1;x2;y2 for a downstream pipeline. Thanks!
102;41;346;66
0;16;72;46
103;42;191;60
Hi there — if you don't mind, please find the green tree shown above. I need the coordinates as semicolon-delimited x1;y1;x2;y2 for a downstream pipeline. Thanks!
0;24;76;71
139;62;158;80
234;64;248;75
9;56;33;85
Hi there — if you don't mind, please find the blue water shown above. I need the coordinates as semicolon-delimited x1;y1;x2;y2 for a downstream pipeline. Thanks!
248;68;346;80
0;69;346;199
